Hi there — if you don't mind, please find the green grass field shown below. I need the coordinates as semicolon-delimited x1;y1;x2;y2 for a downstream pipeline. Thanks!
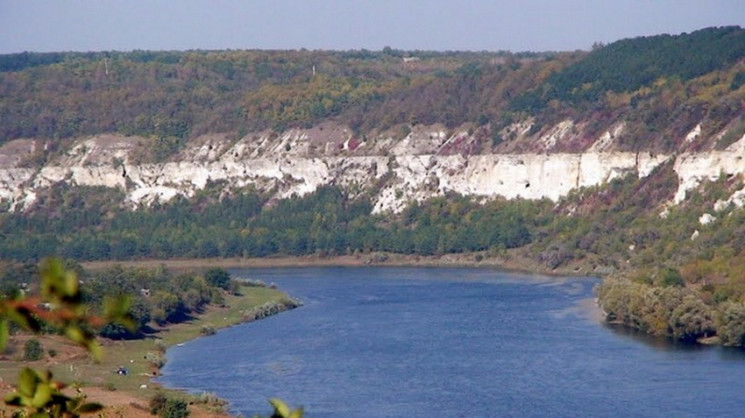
1;285;290;399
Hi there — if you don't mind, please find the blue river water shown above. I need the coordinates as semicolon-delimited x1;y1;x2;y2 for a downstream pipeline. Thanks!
157;267;745;417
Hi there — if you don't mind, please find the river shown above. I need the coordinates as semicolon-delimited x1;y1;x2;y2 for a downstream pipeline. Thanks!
157;267;745;417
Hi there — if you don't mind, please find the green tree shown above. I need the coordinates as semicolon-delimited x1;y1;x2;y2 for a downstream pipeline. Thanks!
716;302;745;346
23;338;44;361
658;267;684;287
160;398;190;418
150;290;181;325
204;268;231;290
668;294;714;341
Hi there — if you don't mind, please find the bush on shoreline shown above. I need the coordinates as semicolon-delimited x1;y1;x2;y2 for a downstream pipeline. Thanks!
241;298;303;323
595;277;738;344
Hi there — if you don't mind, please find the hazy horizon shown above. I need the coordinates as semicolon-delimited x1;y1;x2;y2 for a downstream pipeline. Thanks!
1;1;744;54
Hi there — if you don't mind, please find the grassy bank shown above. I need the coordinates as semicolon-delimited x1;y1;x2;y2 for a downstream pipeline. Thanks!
0;284;299;416
80;249;595;278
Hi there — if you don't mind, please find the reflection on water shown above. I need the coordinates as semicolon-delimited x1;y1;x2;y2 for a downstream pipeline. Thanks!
716;345;745;362
605;323;708;352
606;322;745;359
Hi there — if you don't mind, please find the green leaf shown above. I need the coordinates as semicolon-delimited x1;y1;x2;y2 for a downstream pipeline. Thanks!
104;296;137;331
18;367;39;397
87;340;103;362
30;382;52;409
8;305;42;332
109;295;131;313
289;407;304;418
40;258;65;298
269;398;291;417
3;392;22;406
65;326;85;344
0;319;8;350
63;271;79;297
50;393;73;407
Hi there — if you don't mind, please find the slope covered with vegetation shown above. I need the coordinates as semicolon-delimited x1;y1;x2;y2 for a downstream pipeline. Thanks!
0;184;543;261
0;48;550;144
1;26;744;154
3;27;745;345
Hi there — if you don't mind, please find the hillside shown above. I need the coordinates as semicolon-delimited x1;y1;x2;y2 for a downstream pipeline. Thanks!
2;26;745;344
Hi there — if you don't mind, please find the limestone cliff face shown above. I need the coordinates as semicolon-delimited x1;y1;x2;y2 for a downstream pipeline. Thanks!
1;120;744;213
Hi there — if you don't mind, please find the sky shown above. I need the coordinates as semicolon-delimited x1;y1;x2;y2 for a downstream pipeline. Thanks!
1;0;744;54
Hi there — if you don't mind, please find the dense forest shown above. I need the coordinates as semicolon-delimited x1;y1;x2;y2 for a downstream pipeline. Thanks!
3;26;745;345
1;26;744;153
0;48;542;143
0;184;541;261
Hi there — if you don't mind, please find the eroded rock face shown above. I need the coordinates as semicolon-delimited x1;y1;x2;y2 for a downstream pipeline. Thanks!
1;121;744;214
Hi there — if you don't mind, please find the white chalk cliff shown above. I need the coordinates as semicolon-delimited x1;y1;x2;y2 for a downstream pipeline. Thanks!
1;120;744;214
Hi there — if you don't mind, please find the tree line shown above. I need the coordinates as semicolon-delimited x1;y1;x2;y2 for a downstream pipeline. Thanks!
0;185;546;262
0;259;237;339
0;48;553;146
512;26;745;110
2;27;743;159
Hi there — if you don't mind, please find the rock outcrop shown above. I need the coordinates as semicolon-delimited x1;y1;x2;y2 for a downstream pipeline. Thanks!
1;121;744;214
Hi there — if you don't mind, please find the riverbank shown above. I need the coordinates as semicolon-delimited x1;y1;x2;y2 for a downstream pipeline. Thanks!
2;253;596;415
0;284;300;417
81;250;599;278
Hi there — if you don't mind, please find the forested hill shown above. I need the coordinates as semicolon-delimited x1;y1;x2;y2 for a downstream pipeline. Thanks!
3;26;745;345
1;48;543;143
1;26;744;153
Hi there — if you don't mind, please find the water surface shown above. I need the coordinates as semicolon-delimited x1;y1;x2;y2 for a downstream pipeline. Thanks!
158;267;745;417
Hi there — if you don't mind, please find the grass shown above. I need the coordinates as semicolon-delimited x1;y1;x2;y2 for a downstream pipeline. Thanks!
1;285;290;399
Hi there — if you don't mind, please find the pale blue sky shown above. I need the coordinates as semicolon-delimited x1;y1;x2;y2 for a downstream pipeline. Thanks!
1;0;743;53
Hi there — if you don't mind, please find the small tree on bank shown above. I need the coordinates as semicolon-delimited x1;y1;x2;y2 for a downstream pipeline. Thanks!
204;268;231;290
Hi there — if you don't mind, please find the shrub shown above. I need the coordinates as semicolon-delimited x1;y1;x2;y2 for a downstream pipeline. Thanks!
204;268;231;290
145;351;167;369
196;392;228;413
658;267;684;287
241;298;302;322
160;398;190;418
154;339;167;354
539;246;573;269
242;279;268;288
716;302;745;346
100;322;137;340
150;392;168;415
23;338;44;361
150;393;194;417
668;295;715;341
196;392;221;404
200;324;216;336
596;277;686;336
228;280;242;295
